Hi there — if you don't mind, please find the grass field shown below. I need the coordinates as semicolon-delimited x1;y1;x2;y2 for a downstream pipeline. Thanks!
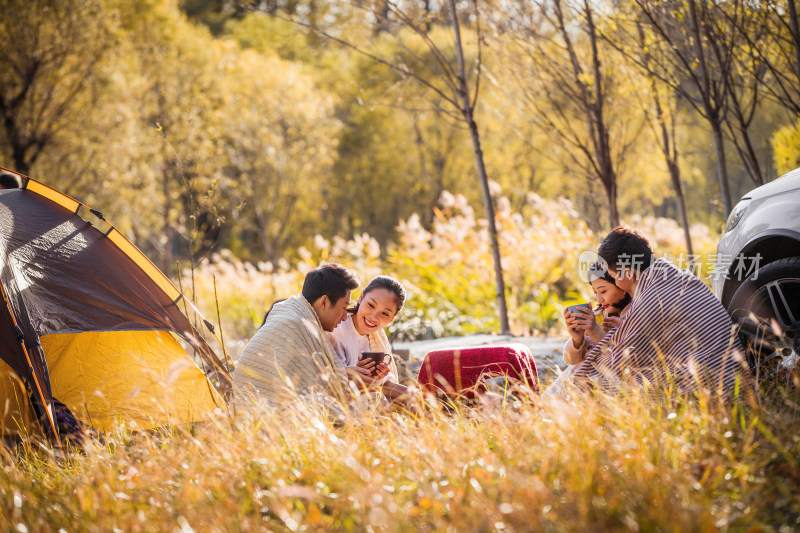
2;375;798;532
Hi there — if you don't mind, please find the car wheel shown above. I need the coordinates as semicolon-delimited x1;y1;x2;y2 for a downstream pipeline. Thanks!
727;257;800;377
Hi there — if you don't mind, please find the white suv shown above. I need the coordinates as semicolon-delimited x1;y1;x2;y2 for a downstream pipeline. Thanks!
713;168;800;370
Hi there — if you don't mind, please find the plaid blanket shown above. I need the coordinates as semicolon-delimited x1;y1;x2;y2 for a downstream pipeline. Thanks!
417;344;539;398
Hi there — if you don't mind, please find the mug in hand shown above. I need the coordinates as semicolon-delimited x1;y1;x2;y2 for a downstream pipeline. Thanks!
565;303;592;332
361;351;390;376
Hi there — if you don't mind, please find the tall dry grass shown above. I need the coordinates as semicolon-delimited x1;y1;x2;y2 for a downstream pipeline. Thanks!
2;377;798;532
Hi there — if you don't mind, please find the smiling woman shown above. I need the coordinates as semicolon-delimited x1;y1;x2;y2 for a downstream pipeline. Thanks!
352;289;395;337
328;276;406;369
326;276;416;407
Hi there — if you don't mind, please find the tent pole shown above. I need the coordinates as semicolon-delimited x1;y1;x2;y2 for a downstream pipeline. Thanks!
0;283;60;442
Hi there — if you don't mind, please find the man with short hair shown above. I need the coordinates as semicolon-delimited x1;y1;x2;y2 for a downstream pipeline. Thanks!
233;263;361;408
570;225;745;396
0;173;21;190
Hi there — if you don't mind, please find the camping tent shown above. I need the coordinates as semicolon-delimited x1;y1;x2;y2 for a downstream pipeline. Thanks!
0;169;233;438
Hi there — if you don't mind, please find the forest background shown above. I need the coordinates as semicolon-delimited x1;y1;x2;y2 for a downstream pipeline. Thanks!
2;0;800;353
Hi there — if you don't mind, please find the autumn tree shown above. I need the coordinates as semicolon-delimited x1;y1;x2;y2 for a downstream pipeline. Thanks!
86;2;344;271
720;4;768;187
495;0;644;228
717;0;800;185
321;45;473;239
242;0;512;333
218;48;341;263
0;0;117;175
632;0;745;216
631;21;694;255
734;0;800;116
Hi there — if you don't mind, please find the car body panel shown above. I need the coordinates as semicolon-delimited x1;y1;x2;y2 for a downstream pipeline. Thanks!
743;167;800;201
713;169;800;300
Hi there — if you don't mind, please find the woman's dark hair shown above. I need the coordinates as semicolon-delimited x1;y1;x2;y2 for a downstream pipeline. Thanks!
350;275;406;315
588;261;632;314
598;225;654;274
587;261;615;284
301;263;360;305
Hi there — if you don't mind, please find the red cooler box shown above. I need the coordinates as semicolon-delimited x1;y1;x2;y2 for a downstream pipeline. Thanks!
417;344;539;398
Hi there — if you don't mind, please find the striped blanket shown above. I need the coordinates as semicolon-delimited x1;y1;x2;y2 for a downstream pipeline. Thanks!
570;259;744;395
232;295;348;408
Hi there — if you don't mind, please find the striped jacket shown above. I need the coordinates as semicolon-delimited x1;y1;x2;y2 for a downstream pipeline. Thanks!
571;259;745;395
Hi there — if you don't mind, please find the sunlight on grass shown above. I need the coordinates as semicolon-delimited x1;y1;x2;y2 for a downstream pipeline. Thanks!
1;374;798;532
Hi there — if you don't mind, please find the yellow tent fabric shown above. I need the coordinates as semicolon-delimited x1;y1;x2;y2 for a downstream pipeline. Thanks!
0;364;37;435
41;330;223;432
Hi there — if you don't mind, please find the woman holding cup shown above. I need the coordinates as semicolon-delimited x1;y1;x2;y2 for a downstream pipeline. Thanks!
544;262;631;399
327;275;416;408
562;262;631;365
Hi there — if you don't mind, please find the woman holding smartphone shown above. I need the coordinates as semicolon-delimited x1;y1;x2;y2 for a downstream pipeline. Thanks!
327;275;416;408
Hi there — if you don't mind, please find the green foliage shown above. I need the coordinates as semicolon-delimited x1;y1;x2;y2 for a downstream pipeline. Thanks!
2;0;793;273
0;0;795;341
223;11;313;61
0;0;120;174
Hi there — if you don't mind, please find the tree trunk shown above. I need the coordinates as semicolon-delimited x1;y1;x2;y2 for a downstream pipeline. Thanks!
3;114;30;175
468;116;510;335
710;120;733;216
668;161;693;256
644;65;692;253
584;0;620;229
604;179;619;228
645;47;694;255
726;85;764;186
687;0;733;216
448;0;510;335
741;132;764;186
12;149;29;176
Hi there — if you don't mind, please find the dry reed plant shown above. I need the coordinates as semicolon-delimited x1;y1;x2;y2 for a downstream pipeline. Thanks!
1;374;797;532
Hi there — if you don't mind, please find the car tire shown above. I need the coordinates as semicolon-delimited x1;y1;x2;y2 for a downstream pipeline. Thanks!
727;256;800;375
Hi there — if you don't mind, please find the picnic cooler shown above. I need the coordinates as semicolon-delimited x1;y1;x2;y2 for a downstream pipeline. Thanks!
417;344;539;398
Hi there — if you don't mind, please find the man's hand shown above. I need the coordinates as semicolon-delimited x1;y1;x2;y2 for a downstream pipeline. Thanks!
346;365;377;390
602;315;622;333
